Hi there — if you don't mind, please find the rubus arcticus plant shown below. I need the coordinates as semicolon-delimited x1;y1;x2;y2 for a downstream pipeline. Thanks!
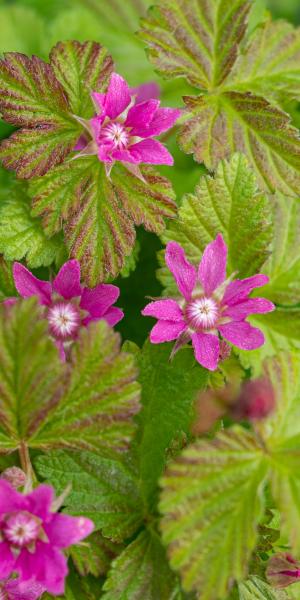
0;0;300;598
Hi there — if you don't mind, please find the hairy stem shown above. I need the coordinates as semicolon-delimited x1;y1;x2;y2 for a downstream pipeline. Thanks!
19;441;34;491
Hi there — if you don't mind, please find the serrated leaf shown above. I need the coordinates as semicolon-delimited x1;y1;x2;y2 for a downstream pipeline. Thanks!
42;563;103;600
0;298;140;453
136;341;208;507
229;19;300;103
269;448;300;555
238;576;288;600
158;153;273;292
0;41;113;178
160;429;268;599
70;532;121;577
179;92;300;196
35;450;143;542
102;529;181;600
29;157;176;285
0;183;63;267
140;0;251;89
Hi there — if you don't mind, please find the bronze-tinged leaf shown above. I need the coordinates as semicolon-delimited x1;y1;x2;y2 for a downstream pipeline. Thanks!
180;92;300;195
29;157;176;285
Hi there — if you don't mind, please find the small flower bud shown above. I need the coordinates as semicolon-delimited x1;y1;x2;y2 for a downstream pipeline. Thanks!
267;553;300;588
231;377;275;421
1;466;27;489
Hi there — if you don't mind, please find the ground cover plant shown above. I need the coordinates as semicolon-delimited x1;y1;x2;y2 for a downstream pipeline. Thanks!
0;0;300;598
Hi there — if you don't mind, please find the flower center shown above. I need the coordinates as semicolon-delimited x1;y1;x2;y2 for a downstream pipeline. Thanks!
48;302;81;340
2;512;42;548
100;122;129;150
185;297;219;330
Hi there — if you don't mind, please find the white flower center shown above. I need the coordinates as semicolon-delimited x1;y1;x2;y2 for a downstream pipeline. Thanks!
100;122;129;150
48;302;80;340
186;297;219;330
3;512;41;547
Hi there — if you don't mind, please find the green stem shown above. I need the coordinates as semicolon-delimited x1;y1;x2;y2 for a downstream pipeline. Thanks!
19;442;34;491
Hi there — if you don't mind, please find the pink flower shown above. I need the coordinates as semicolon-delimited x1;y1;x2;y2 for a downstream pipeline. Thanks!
267;553;300;588
232;377;275;421
142;235;275;371
11;260;124;360
0;480;94;595
74;73;180;177
0;577;44;599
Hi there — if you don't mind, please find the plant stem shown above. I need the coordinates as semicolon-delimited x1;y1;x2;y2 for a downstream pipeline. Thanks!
19;442;34;491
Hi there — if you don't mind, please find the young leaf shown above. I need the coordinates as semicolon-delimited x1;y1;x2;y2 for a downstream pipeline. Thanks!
102;529;181;600
160;429;268;599
158;154;273;292
140;1;300;195
0;41;113;178
35;450;143;542
0;182;64;268
136;341;208;507
29;158;176;285
0;298;140;453
238;576;288;599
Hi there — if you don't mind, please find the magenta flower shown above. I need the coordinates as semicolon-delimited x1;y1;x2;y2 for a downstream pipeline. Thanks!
74;72;180;177
0;577;44;599
142;235;275;371
0;480;94;595
12;260;124;360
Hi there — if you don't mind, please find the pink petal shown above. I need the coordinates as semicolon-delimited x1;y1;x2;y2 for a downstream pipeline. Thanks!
130;82;160;103
103;306;124;327
16;545;67;596
52;260;81;300
74;134;88;151
191;332;220;371
5;577;45;600
149;320;186;343
0;480;25;513
104;73;131;119
26;484;54;521
165;242;196;300
91;91;105;114
45;514;94;548
125;99;160;134
198;234;227;295
142;299;183;322
90;115;104;141
222;274;270;306
13;263;52;306
80;284;120;319
129;139;174;165
223;298;275;320
0;542;15;578
112;148;139;164
136;107;181;137
218;321;265;350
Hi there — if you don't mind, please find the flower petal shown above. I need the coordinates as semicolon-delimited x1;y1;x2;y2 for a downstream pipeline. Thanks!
129;139;174;165
222;274;270;306
13;263;52;306
46;514;94;548
149;320;186;343
16;545;67;596
223;298;275;320
142;299;183;321
111;148;139;164
125;99;160;134
91;91;105;114
26;484;54;521
218;321;265;350
191;332;220;371
74;134;88;151
130;82;160;103
0;480;25;513
165;242;196;300
0;542;15;578
5;577;45;600
137;107;181;137
102;306;124;327
52;260;81;300
104;73;131;120
198;234;227;295
80;284;120;319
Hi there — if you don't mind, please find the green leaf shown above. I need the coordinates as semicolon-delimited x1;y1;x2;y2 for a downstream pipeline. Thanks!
0;4;47;57
140;0;251;89
160;429;268;599
30;158;176;285
136;341;208;507
0;182;63;267
35;450;143;542
158;154;273;292
102;529;181;600
140;1;300;196
0;299;140;453
0;257;15;300
238;576;288;599
70;532;121;577
229;19;300;103
0;41;113;178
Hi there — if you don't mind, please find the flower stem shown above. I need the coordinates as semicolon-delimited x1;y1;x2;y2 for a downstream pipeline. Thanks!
19;442;34;491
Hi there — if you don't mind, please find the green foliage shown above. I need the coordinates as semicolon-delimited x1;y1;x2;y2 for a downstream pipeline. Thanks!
70;532;121;578
140;0;300;195
0;298;140;453
136;341;208;507
0;257;15;300
158;154;273;292
238;576;288;599
35;450;143;542
102;529;181;600
29;158;176;285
